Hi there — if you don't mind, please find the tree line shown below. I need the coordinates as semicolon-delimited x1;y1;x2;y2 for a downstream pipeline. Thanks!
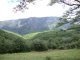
0;24;80;54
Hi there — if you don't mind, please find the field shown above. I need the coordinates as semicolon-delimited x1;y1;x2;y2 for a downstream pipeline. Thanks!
0;49;80;60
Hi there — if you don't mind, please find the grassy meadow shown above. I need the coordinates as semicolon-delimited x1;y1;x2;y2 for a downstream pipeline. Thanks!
0;49;80;60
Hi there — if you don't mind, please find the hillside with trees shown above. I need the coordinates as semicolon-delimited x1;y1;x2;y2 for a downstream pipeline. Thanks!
0;0;80;55
0;29;30;54
0;24;80;54
30;24;80;50
0;17;60;35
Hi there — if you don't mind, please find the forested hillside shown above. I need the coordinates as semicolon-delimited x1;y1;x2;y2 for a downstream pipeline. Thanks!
0;30;30;54
30;24;80;50
0;24;80;54
0;17;60;35
0;0;80;60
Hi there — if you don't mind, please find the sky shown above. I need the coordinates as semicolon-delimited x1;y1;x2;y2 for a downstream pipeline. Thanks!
0;0;70;21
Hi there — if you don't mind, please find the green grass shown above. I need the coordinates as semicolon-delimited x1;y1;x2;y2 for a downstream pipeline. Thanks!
0;49;80;60
23;32;41;39
23;30;52;39
4;30;22;37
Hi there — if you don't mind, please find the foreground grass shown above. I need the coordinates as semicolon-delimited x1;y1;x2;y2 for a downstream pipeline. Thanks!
0;49;80;60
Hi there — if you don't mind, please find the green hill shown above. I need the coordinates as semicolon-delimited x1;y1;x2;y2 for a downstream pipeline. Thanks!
30;24;80;49
0;24;80;54
0;29;30;54
22;24;80;51
23;32;41;39
4;30;22;37
23;30;49;39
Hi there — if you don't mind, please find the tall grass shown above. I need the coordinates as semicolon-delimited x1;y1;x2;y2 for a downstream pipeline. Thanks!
0;49;80;60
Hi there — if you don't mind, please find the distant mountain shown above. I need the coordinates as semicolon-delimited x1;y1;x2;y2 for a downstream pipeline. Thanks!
0;17;60;35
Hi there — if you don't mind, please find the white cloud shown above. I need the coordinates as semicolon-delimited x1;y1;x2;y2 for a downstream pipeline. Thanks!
0;0;69;21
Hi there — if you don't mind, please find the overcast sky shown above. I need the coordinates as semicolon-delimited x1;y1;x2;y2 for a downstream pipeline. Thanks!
0;0;69;21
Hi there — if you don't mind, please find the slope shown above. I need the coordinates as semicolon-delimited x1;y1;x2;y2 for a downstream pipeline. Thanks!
0;29;30;54
30;24;80;49
0;17;60;35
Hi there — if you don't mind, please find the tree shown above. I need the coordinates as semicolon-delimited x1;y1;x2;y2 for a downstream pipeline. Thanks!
50;0;80;26
13;37;26;52
12;0;80;25
13;0;36;12
31;39;48;51
0;36;6;53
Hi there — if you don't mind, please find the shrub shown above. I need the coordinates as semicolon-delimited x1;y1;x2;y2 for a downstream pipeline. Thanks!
58;46;64;50
76;39;80;49
31;39;48;51
13;38;26;52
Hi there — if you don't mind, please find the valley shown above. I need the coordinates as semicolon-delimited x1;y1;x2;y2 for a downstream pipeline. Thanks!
0;17;80;60
0;0;80;60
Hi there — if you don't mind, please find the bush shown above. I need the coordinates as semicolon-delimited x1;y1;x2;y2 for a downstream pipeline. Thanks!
58;46;64;50
70;41;78;49
0;37;6;54
22;41;31;52
76;39;80;49
13;38;27;52
31;39;48;51
47;42;57;49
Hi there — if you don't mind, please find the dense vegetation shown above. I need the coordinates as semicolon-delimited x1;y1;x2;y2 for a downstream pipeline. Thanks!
31;24;80;50
0;24;80;54
0;30;30;54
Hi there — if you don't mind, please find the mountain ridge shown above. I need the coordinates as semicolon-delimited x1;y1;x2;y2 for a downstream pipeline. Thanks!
0;17;60;35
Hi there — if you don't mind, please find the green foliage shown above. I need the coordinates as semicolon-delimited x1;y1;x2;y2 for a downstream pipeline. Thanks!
58;46;64;50
70;41;77;49
68;24;80;31
56;18;68;27
31;39;48;51
23;32;40;39
63;18;68;23
56;22;65;27
5;30;22;37
13;38;26;52
0;30;30;54
32;30;72;40
71;18;78;24
77;39;80;48
0;36;6;53
47;38;57;49
31;25;80;50
0;24;80;54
